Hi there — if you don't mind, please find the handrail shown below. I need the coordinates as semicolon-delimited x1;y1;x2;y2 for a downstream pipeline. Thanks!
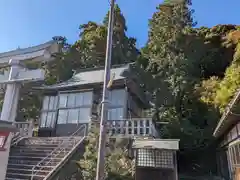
107;118;158;137
31;123;87;179
11;132;23;146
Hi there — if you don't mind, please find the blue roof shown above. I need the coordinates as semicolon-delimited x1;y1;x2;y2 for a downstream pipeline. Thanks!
37;65;130;90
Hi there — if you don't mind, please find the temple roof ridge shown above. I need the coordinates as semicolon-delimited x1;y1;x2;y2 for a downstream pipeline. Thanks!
74;63;133;74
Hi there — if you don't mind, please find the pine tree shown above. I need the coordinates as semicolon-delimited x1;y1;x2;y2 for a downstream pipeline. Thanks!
141;0;220;173
144;0;195;111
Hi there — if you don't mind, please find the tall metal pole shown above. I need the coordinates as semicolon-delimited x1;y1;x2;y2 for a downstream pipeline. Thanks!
96;0;115;180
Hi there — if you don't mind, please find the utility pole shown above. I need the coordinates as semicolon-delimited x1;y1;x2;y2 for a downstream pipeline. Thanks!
95;0;115;180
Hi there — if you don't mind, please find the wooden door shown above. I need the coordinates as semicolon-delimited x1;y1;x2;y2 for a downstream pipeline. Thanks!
235;168;240;180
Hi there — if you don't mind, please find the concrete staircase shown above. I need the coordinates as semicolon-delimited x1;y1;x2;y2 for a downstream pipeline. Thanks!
5;136;85;180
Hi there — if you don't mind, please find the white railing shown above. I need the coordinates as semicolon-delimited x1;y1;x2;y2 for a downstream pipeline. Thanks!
10;121;34;146
13;121;34;137
31;124;87;179
107;118;159;137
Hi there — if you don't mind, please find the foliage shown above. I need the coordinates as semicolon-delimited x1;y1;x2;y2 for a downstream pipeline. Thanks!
140;0;240;175
78;123;134;180
195;77;220;106
180;25;236;79
214;64;240;112
73;4;139;68
140;0;223;174
143;0;196;120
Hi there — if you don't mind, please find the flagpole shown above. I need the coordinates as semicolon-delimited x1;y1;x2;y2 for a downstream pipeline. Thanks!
95;0;115;180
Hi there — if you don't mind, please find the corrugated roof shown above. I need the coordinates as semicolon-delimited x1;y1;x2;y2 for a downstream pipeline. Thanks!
37;64;129;90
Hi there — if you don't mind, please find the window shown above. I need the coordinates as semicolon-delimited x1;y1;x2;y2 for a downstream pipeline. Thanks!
42;96;49;110
59;91;93;108
57;91;93;124
57;110;68;124
107;89;126;121
67;93;75;107
229;143;240;169
40;96;58;128
79;108;91;121
59;94;68;108
42;96;58;111
40;111;56;128
68;109;79;124
108;108;124;120
109;89;125;107
57;108;91;124
40;91;93;127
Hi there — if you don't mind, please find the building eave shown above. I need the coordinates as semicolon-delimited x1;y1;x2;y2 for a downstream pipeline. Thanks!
132;139;180;150
213;89;240;138
34;65;130;90
34;79;125;90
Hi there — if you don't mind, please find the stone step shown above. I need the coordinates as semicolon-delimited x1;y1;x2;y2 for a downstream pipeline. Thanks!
24;138;83;144
7;167;51;175
13;145;59;150
10;145;74;153
5;177;29;180
6;172;45;180
8;159;59;166
26;137;82;141
6;136;85;180
22;143;76;147
10;148;69;154
9;152;66;158
9;155;63;162
17;144;59;147
10;148;73;156
7;163;54;171
27;136;82;140
22;140;78;145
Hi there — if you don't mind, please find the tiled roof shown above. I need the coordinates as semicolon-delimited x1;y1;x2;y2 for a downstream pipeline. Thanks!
37;64;130;90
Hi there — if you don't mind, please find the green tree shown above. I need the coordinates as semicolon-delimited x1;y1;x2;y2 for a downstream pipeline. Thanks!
213;32;240;112
143;0;195;117
78;123;134;180
141;0;220;174
73;4;139;68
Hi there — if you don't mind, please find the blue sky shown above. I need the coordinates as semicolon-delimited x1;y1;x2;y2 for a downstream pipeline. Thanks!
0;0;239;52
